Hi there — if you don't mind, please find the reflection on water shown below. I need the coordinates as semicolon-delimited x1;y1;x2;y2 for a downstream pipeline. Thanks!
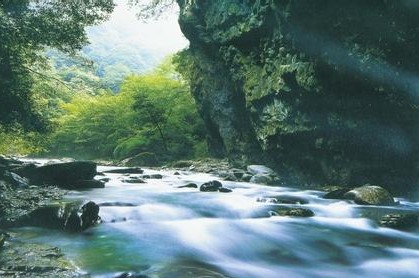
14;167;419;278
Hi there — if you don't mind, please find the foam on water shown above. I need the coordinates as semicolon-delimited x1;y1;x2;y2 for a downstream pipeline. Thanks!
14;164;419;277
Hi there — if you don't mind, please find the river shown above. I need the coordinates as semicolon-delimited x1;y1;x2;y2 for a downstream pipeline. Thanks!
13;164;419;277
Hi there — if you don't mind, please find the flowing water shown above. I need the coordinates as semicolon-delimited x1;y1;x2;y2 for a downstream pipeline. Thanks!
14;165;419;278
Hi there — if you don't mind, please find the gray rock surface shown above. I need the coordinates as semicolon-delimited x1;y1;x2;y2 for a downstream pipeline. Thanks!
343;185;395;206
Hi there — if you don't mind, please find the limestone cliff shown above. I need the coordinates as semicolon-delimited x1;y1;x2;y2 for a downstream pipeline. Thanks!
175;0;419;195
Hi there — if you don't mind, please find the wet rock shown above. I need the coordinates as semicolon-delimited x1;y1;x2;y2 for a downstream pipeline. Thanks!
218;187;233;193
270;208;315;217
231;168;246;179
323;188;351;200
221;168;247;181
200;180;223;192
73;179;105;189
17;161;97;187
221;172;238;181
104;167;144;174
141;174;163;179
250;174;273;185
122;178;146;184
257;195;308;205
3;171;29;188
99;177;111;183
0;156;26;174
173;171;181;175
80;201;100;230
379;214;418;229
0;155;23;166
0;186;67;227
247;165;275;176
0;239;78;277
14;201;100;232
343;185;395;206
256;197;278;204
241;173;252;182
178;183;198;189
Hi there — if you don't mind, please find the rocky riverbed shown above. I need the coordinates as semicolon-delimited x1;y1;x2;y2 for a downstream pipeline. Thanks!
0;156;101;277
1;156;419;277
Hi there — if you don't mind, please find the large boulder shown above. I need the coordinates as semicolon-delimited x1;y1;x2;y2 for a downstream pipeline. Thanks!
14;201;100;232
343;185;395;206
16;161;97;188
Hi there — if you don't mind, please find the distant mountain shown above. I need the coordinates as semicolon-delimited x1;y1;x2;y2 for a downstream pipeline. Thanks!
48;0;188;92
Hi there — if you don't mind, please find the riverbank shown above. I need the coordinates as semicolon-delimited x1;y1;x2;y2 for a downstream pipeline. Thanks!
0;156;99;277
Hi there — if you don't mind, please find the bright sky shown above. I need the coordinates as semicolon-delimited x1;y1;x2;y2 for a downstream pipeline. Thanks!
95;0;189;55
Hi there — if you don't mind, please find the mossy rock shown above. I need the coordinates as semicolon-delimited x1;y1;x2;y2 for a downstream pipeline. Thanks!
0;239;78;277
269;207;314;217
343;185;395;206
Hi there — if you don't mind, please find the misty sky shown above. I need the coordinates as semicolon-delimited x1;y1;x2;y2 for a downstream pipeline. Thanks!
87;0;189;56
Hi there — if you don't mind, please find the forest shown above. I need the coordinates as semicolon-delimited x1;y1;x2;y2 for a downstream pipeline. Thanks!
2;1;419;277
0;0;206;165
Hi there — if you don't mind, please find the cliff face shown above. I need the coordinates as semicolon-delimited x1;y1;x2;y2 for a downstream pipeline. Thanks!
176;0;419;195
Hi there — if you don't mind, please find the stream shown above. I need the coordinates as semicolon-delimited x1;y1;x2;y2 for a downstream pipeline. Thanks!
13;164;419;278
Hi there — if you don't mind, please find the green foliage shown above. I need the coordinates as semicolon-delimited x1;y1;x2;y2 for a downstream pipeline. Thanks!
48;92;136;158
47;61;207;162
129;0;175;20
0;125;47;155
0;0;114;131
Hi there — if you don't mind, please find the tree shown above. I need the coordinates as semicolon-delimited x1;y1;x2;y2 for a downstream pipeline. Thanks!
129;0;175;20
47;58;207;162
0;0;114;131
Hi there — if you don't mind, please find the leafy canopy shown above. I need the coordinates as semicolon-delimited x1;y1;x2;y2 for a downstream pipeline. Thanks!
0;0;114;131
47;58;207;162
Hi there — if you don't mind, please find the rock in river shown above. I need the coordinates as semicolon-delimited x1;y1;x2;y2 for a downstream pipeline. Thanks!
16;161;97;188
73;179;105;189
200;180;223;192
343;185;395;206
250;174;273;185
218;187;233;193
13;201;101;232
178;183;198;189
269;208;315;217
379;214;418;229
247;165;275;176
323;188;351;200
103;167;144;174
